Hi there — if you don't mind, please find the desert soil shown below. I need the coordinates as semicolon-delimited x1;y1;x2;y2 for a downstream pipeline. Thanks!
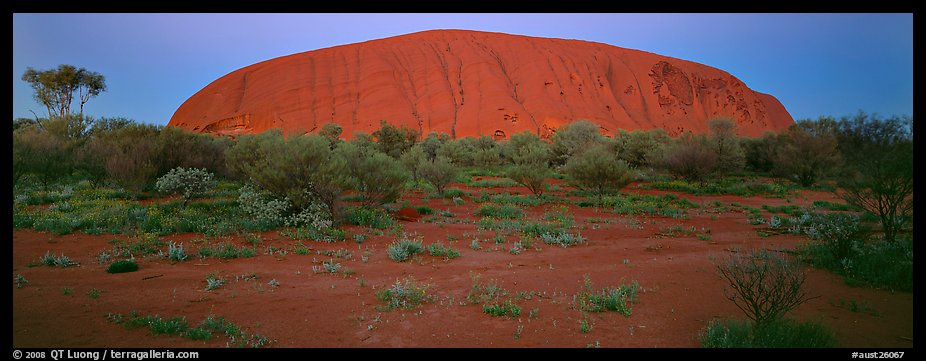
11;182;913;348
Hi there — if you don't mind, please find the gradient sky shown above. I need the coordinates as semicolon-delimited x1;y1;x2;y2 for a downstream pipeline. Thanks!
12;13;913;126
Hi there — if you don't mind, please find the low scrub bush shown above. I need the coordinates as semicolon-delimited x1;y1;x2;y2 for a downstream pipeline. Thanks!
375;277;432;311
106;259;139;273
574;275;639;316
700;318;836;348
387;234;424;262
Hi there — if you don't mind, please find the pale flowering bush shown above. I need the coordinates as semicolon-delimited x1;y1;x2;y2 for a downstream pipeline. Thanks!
237;184;290;228
155;167;215;201
237;184;332;230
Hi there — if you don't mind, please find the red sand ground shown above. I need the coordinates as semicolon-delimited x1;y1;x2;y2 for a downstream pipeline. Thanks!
12;183;912;348
167;30;793;139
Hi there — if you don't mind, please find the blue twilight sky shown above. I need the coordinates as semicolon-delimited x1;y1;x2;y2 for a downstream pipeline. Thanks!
12;13;913;126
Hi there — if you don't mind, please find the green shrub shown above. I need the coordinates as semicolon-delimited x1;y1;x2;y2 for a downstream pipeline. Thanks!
106;259;139;273
415;206;434;215
800;237;912;292
419;156;458;196
427;242;461;259
483;300;522;317
346;206;395;229
197;243;256;259
564;144;635;198
574;275;638;316
387;234;424;262
550;120;606;166
375;277;432;310
475;204;523;219
225;130;345;222
167;241;189;262
504;131;553;195
371;120;419;159
700;318;836;348
539;231;587;248
336;143;409;207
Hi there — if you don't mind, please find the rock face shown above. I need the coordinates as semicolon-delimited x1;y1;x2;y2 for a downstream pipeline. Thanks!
168;30;793;139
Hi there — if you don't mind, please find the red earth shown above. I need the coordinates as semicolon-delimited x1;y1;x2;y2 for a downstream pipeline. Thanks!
167;30;793;139
12;181;912;348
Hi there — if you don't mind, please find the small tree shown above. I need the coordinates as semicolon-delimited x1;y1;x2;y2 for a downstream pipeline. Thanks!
399;145;427;182
372;120;419;159
662;134;717;183
741;131;781;174
436;138;474;166
834;114;913;243
709;117;745;178
22;64;106;120
614;129;669;169
502;131;552;196
420;132;448;161
564;143;635;198
14;126;74;189
773;124;841;187
550;120;606;165
419;156;457;196
226;130;346;220
506;140;551;197
716;249;815;329
337;143;409;207
155;167;216;203
318;123;343;149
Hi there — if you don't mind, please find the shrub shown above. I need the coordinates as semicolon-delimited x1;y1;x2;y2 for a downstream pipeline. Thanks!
773;125;841;187
563;143;634;198
336;143;408;207
418;156;457;196
834;113;912;243
14;126;75;189
741;131;782;174
204;274;225;291
436;138;474;166
103;124;163;192
503;131;552;195
427;242;461;259
155;167;215;202
715;249;813;327
387;234;424;262
700;318;836;348
550;120;606;165
399;145;427;181
800;237;912;292
372;120;419;159
225;130;346;221
106;259;139;273
346;206;394;229
15;274;28;288
613;129;669;169
318;123;343;149
483;300;522;317
803;212;867;260
167;241;189;262
539;231;587;248
662;133;718;183
574;275;639;316
476;204;523;219
708;117;745;178
376;277;432;310
235;184;289;229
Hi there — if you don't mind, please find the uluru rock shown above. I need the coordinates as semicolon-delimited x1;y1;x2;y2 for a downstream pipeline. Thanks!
168;30;793;138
